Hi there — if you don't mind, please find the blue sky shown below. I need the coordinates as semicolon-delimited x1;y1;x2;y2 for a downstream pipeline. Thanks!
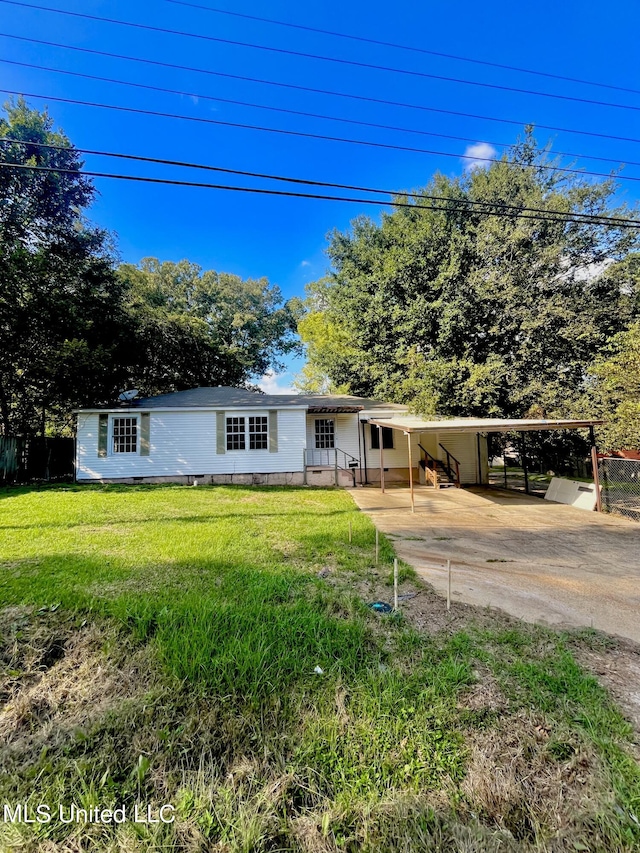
2;0;639;390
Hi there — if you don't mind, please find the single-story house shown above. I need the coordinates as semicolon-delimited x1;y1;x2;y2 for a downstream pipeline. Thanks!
75;387;600;494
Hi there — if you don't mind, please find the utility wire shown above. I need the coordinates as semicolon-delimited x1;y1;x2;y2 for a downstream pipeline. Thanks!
3;58;638;171
3;33;640;147
4;136;637;227
2;160;638;228
2;0;640;113
164;0;640;98
2;88;638;184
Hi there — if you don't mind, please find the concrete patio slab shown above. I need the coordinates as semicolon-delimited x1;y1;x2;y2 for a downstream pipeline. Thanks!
351;485;640;642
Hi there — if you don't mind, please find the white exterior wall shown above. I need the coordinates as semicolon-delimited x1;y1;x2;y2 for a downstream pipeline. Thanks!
76;408;307;481
363;422;421;471
433;431;486;484
362;424;488;484
305;414;361;466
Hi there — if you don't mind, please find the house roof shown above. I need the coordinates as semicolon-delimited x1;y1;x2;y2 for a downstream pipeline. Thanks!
85;386;408;413
368;415;603;434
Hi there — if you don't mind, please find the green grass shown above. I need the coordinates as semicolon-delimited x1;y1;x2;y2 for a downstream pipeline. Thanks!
0;484;639;852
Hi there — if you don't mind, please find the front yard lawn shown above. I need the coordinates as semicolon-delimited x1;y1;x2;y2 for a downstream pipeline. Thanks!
0;484;638;852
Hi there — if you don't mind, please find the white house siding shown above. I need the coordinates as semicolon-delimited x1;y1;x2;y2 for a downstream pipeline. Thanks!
76;408;307;482
305;414;361;466
363;422;421;471
433;431;486;484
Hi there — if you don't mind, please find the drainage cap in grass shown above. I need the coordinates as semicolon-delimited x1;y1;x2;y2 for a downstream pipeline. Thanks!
367;601;393;613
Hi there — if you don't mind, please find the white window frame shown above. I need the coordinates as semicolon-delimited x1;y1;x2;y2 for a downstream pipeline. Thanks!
226;413;270;452
226;416;246;451
110;415;139;455
248;415;269;450
315;418;335;450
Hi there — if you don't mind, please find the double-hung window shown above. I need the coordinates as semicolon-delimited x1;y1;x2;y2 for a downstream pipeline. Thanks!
315;418;335;449
112;416;138;454
226;415;269;450
226;416;246;450
249;416;268;450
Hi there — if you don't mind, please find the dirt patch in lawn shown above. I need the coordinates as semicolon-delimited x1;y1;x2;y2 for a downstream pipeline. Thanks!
572;636;640;751
327;566;640;751
0;606;154;756
459;708;605;847
402;581;640;748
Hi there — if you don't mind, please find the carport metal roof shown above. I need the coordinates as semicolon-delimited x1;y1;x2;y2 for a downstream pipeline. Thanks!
367;414;603;514
368;416;602;433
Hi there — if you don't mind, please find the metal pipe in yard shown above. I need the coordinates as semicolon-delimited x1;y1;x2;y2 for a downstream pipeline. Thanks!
521;433;529;495
375;529;379;564
447;559;451;611
393;558;398;611
591;446;602;513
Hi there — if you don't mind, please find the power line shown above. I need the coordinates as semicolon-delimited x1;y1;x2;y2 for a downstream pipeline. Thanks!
3;33;640;147
3;88;639;184
4;136;638;227
2;160;638;228
164;0;640;98
3;0;640;114
4;58;639;171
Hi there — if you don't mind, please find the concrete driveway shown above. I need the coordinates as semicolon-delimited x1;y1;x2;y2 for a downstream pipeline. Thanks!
351;485;640;642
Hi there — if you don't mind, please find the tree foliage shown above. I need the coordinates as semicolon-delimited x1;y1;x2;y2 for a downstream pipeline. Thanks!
299;134;640;421
583;316;640;451
118;258;300;397
0;101;300;436
0;98;129;435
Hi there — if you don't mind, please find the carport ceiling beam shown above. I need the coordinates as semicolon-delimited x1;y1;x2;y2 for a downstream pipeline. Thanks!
368;418;603;434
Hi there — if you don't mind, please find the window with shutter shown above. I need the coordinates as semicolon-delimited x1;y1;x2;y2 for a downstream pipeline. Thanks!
249;416;268;450
112;417;138;454
226;417;246;450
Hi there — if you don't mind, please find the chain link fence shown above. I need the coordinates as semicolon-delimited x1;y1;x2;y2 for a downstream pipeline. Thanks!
598;457;640;521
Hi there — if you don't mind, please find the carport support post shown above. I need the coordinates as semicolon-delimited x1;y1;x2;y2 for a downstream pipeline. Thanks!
379;425;385;494
504;441;508;489
406;431;415;513
521;433;529;495
590;425;602;513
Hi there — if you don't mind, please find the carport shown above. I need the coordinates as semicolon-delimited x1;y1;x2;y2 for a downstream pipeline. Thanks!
368;416;603;513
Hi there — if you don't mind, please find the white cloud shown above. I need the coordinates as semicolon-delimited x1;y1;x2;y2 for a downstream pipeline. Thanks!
258;372;295;394
462;142;497;172
300;260;311;267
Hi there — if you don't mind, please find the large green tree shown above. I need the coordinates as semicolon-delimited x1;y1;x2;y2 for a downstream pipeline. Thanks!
118;258;300;396
0;99;130;435
583;315;640;451
299;134;639;420
0;101;301;436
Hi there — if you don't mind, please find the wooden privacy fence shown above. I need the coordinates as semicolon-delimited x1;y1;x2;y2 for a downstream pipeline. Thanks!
0;436;19;482
0;436;74;484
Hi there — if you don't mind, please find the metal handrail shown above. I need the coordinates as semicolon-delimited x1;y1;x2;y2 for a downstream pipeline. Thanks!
438;443;461;487
305;448;334;467
418;443;438;488
334;447;359;486
418;443;438;468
